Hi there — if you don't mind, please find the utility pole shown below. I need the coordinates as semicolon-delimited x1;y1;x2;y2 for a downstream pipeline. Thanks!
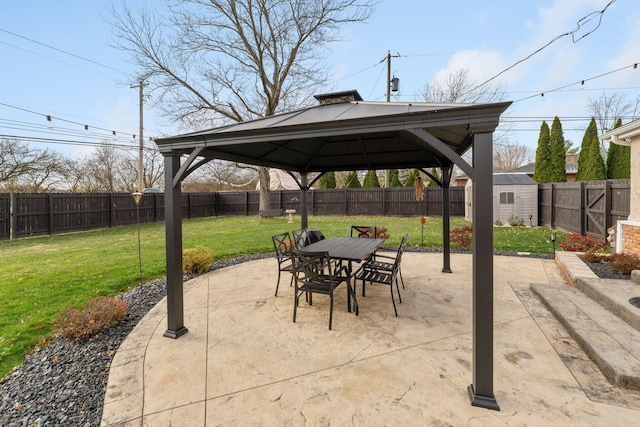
131;80;147;192
385;51;400;186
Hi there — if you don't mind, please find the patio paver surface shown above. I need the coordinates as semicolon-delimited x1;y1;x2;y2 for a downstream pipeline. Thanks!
101;253;640;426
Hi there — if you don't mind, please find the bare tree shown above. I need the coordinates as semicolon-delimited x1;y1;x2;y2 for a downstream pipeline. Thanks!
493;139;534;171
588;90;639;133
110;0;375;210
588;91;640;153
119;146;165;190
0;139;66;192
418;68;507;104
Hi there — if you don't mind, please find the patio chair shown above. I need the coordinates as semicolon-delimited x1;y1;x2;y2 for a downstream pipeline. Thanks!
363;233;409;289
272;232;295;297
350;225;377;238
291;248;348;330
292;228;325;248
354;234;406;316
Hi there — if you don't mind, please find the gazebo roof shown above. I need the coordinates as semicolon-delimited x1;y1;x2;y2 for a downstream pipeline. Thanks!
155;100;511;175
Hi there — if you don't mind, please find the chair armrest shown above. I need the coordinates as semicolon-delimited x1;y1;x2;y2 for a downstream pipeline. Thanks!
373;252;395;260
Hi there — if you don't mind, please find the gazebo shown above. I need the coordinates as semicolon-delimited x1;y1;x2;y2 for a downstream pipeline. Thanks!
154;91;511;410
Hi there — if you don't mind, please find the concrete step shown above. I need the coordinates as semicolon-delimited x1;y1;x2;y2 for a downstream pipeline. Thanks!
531;283;640;390
575;277;640;332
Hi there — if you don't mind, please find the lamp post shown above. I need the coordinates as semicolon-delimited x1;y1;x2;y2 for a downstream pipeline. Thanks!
132;192;143;287
550;232;557;257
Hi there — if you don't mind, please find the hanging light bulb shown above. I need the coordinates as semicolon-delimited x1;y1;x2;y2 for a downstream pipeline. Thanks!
46;115;55;129
540;93;545;101
84;124;89;135
581;80;585;90
112;130;117;141
633;63;638;74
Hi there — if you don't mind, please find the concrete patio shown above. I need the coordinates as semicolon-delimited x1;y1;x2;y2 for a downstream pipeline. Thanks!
101;252;640;426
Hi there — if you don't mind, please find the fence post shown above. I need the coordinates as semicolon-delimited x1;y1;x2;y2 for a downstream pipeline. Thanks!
549;184;554;229
579;181;586;235
49;193;54;235
604;179;612;238
343;189;348;215
109;193;115;228
382;187;387;215
10;192;16;240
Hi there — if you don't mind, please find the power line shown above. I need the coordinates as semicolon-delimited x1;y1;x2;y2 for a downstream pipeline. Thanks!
461;0;617;97
0;133;158;151
0;100;158;142
512;62;638;103
0;27;125;75
0;40;121;82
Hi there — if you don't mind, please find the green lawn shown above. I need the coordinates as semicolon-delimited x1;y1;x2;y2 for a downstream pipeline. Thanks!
0;215;566;379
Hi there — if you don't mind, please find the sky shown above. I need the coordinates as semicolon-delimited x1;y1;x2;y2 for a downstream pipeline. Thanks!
1;0;638;161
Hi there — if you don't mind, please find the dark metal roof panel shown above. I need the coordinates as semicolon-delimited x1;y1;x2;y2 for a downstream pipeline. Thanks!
154;100;512;173
493;173;537;185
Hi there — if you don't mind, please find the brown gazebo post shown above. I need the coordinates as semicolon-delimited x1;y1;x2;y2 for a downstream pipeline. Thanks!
441;165;453;273
467;129;499;410
163;153;188;339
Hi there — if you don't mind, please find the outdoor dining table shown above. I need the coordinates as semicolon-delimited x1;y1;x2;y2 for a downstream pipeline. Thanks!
301;236;385;315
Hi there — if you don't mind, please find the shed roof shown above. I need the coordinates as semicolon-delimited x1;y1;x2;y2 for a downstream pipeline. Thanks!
493;173;537;185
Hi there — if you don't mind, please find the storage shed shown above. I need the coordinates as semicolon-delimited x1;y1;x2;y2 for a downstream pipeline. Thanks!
465;173;538;226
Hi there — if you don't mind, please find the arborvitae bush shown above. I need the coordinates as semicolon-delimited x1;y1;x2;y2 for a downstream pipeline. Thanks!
344;171;361;188
363;170;380;187
183;245;214;274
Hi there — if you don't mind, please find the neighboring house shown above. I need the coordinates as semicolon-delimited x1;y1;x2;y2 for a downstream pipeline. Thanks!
455;155;579;185
600;119;640;257
465;173;538;226
256;169;302;191
509;154;579;182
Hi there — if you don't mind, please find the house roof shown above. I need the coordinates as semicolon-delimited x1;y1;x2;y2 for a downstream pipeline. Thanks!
600;118;640;144
509;161;578;175
155;100;511;175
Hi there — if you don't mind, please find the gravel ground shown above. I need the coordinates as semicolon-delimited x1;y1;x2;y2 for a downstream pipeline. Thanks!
0;253;271;427
582;260;631;280
0;248;594;427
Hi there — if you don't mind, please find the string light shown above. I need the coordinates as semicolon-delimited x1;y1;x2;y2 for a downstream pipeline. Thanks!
514;62;640;103
0;100;154;143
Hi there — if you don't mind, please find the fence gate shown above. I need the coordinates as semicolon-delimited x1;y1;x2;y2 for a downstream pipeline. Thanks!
584;181;609;239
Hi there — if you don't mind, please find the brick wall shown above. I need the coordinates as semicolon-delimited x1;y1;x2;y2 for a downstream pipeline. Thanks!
622;224;640;257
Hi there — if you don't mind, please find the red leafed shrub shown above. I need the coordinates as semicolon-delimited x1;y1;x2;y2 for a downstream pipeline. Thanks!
451;226;473;250
579;252;640;275
375;226;390;239
559;233;609;253
609;253;640;275
55;296;128;341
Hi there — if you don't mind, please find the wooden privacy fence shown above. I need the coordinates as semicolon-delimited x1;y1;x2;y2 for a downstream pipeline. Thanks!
0;187;464;240
539;179;630;239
